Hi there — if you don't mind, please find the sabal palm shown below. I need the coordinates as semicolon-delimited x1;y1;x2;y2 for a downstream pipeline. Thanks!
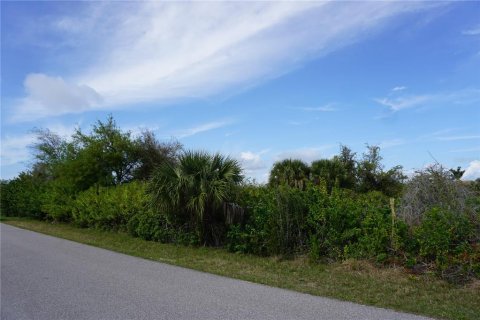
269;159;310;189
149;150;243;242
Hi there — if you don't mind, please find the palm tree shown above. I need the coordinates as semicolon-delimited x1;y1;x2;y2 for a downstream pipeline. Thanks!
148;150;243;245
269;159;310;189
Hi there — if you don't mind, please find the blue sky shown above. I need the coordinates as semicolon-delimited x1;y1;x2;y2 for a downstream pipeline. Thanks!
1;1;479;182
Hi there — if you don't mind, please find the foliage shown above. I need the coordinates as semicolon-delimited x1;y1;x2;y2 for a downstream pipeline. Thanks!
72;115;140;186
72;181;150;231
399;165;473;226
356;145;405;197
148;150;243;245
269;159;310;189
0;172;46;218
133;130;182;180
413;207;479;283
307;187;395;260
449;167;465;180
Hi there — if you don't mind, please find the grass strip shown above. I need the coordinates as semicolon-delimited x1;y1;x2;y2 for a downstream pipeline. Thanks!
3;218;479;320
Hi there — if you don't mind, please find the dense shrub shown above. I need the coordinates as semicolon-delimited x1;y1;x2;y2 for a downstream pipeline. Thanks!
0;173;47;218
399;165;472;226
227;185;309;255
127;209;199;245
229;184;398;260
72;181;150;231
307;187;396;261
412;207;479;283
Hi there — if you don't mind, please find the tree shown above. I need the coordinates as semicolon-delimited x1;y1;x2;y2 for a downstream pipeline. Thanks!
133;130;182;180
269;159;310;189
148;150;243;245
73;115;139;186
356;145;405;197
449;166;465;180
310;158;344;193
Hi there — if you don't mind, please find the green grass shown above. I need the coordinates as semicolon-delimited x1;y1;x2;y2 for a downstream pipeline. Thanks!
3;218;479;320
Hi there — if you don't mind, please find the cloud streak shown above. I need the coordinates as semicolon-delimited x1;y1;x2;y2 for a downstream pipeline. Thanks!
375;88;480;112
10;1;437;121
176;120;233;139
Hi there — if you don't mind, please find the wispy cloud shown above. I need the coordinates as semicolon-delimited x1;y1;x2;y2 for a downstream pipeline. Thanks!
375;88;480;112
374;95;431;111
436;135;480;141
9;1;437;121
0;134;36;167
449;147;480;153
379;138;406;148
392;86;407;92
176;120;233;139
462;25;480;36
298;103;337;112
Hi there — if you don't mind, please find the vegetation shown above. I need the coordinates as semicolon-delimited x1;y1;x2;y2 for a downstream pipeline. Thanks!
1;115;479;315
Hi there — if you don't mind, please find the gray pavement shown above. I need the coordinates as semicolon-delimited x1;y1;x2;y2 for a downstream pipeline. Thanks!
0;223;432;320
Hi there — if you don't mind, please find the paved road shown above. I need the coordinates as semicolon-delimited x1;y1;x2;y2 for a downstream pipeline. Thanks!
1;224;432;320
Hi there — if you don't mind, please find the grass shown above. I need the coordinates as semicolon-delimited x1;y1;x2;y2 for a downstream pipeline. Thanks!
3;218;479;320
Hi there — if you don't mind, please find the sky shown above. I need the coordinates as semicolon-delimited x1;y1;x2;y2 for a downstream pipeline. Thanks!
1;1;479;182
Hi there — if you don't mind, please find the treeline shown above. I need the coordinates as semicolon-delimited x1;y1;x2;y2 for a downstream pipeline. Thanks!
1;116;479;284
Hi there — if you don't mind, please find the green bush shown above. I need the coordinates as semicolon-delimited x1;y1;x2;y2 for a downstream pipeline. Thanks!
127;209;199;245
72;181;150;231
414;208;474;261
307;188;396;260
227;185;309;256
0;173;47;218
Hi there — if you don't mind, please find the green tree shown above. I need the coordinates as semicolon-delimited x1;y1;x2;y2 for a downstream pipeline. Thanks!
356;145;405;197
310;158;344;193
449;166;465;180
133;130;182;180
269;159;310;189
148;150;243;245
72;115;139;187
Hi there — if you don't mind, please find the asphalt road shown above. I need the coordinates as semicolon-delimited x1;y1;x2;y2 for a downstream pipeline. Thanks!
1;223;432;320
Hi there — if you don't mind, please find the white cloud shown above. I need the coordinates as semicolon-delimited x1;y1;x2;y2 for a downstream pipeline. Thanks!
375;88;480;112
176;120;232;139
239;150;269;171
462;160;480;180
374;95;431;111
275;146;333;163
12;74;102;122
0;134;36;166
10;1;437;121
392;86;407;91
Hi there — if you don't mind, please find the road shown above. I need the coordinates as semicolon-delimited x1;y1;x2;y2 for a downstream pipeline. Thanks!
1;223;432;320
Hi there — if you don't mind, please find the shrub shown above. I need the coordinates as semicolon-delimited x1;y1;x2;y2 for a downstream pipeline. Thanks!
412;207;479;283
0;173;47;218
72;181;150;231
399;165;472;226
127;209;199;245
307;188;396;260
227;185;309;255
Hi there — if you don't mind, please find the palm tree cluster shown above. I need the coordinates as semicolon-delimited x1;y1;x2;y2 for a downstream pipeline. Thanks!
148;151;243;245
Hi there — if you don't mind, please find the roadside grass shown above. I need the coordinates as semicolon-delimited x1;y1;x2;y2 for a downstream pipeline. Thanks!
2;218;479;320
